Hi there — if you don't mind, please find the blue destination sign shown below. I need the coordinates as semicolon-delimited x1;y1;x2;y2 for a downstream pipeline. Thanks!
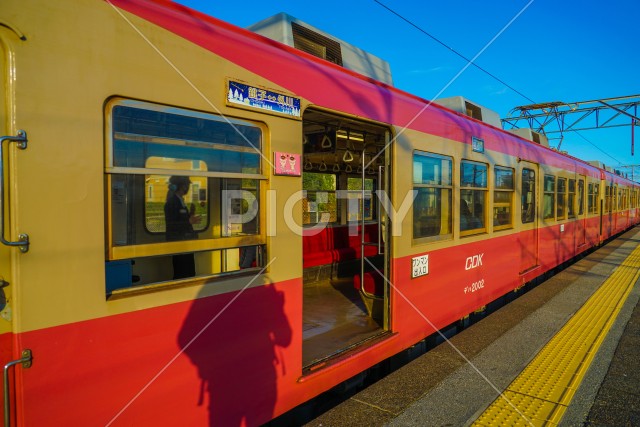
227;80;301;118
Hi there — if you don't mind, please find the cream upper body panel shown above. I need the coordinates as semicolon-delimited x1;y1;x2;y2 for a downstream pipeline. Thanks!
2;0;306;332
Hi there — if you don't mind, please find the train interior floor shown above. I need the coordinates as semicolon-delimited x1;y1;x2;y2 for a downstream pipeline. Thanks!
302;276;383;367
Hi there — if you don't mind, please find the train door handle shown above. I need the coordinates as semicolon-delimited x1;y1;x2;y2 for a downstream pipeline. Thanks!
0;131;28;253
3;349;32;427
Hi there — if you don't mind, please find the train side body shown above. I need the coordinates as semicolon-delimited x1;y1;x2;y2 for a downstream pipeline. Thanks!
0;0;638;426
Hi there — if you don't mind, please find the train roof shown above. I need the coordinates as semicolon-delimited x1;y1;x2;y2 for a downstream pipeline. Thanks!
110;0;637;186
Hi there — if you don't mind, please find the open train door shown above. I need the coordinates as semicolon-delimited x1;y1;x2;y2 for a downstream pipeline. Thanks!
518;162;539;274
300;109;390;368
354;134;390;325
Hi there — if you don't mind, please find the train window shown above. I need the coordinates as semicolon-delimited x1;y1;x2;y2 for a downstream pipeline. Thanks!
145;167;209;234
620;187;624;210
625;188;629;209
626;188;630;209
543;175;556;220
460;160;487;234
521;169;536;224
493;166;514;230
604;184;612;213
105;99;267;293
557;178;567;220
577;179;585;216
567;179;576;219
303;172;338;224
347;177;376;222
588;182;600;214
413;152;452;239
618;186;623;211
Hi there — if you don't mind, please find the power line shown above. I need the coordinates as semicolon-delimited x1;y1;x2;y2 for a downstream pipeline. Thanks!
373;0;537;105
373;0;623;165
574;132;623;165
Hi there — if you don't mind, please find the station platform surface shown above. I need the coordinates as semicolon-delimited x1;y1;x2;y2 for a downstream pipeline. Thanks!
305;226;640;426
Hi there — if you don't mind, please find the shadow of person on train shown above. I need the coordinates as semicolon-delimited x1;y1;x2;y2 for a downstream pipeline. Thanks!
177;279;292;426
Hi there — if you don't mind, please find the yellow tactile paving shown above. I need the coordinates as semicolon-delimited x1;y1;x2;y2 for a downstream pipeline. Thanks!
473;243;640;426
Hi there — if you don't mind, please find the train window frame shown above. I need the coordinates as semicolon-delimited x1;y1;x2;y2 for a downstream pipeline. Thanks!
567;179;576;219
459;160;488;236
144;162;210;235
104;98;268;294
556;177;567;220
346;176;376;222
543;175;556;221
521;168;536;224
302;172;339;225
412;151;453;242
493;166;514;231
577;179;585;216
588;181;600;214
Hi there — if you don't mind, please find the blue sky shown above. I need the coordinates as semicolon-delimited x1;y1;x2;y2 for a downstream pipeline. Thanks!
176;0;639;178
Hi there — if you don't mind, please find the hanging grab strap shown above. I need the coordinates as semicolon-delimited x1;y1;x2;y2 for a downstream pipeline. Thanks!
321;133;332;149
343;150;354;163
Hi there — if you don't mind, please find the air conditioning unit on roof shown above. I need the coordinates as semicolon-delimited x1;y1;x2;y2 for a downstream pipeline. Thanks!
247;13;393;86
433;96;502;128
508;128;550;148
587;160;605;169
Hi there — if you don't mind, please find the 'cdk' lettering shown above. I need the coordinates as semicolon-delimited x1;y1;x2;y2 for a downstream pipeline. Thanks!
465;254;484;270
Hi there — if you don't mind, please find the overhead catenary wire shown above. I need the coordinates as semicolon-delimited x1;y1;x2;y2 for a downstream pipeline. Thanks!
373;0;623;166
373;0;537;105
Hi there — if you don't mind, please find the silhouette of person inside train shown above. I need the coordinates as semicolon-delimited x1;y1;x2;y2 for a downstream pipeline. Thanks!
460;199;481;231
165;175;200;279
177;282;292;426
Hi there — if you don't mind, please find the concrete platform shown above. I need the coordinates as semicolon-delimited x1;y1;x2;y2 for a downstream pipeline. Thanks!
304;226;640;426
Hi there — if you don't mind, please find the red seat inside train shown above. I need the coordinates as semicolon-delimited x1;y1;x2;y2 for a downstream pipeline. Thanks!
302;223;379;269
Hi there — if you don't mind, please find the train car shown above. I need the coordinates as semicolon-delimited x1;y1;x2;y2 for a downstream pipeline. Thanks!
1;0;638;425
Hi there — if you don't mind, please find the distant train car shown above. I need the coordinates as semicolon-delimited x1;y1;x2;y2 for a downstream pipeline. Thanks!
1;1;638;426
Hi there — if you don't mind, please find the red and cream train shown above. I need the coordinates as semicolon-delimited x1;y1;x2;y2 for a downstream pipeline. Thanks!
1;0;638;425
